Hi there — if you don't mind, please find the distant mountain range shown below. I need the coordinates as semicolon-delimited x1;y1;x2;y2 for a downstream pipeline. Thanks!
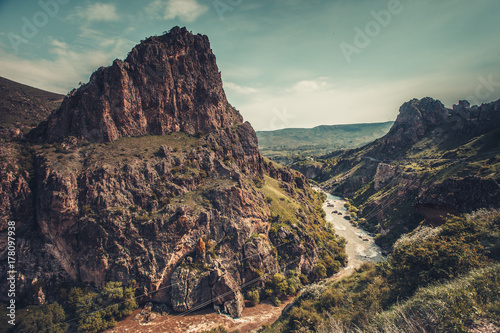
256;122;393;165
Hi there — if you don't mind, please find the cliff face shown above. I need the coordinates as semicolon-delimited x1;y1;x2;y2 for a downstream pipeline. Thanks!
41;26;242;143
0;27;344;319
415;177;500;224
379;98;449;150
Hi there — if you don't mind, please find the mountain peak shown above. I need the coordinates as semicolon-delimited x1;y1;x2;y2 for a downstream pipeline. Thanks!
41;27;242;143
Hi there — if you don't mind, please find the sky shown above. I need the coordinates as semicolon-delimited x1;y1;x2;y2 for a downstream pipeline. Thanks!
0;0;499;131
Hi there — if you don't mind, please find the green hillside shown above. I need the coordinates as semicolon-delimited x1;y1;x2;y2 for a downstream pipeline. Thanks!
257;122;393;165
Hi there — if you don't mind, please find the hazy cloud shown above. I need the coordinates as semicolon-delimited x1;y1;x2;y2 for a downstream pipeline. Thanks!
163;0;208;22
78;3;121;22
290;78;330;93
0;36;135;94
146;0;207;22
224;81;259;95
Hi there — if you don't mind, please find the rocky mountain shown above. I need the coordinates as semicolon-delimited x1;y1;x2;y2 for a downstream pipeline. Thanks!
257;121;393;165
294;97;500;247
0;27;345;325
32;26;242;143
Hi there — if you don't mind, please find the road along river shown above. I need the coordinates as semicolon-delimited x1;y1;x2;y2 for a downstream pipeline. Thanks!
106;192;383;333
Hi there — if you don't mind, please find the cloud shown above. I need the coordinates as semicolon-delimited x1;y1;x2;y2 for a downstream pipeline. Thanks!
224;81;259;95
290;78;330;93
78;3;121;22
145;0;164;20
229;72;500;131
147;0;208;23
0;36;134;94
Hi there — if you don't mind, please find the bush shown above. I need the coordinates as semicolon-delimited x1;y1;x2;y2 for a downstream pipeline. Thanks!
67;281;138;333
288;300;322;331
247;290;260;306
16;302;67;333
370;265;500;333
389;236;487;296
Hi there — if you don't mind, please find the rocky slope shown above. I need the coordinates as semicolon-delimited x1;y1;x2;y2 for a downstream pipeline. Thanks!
293;97;500;247
0;27;345;320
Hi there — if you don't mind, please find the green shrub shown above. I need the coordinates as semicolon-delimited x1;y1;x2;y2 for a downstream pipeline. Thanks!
16;303;67;333
67;281;138;333
390;236;487;296
247;289;260;306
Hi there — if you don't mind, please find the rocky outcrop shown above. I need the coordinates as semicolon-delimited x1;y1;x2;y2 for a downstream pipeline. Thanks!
374;163;398;191
39;27;242;143
375;98;449;157
415;177;500;224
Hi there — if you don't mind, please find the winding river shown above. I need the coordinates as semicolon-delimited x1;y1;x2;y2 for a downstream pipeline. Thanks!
323;192;384;277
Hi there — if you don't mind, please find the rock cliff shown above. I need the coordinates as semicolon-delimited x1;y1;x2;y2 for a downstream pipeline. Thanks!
0;27;345;319
37;26;242;143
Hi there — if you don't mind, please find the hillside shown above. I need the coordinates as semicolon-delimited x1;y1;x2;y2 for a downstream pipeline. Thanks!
264;210;500;332
0;76;63;139
0;27;346;332
293;97;500;248
257;122;393;165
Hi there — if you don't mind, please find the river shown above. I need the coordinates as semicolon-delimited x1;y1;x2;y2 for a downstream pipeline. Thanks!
106;192;383;333
323;192;384;277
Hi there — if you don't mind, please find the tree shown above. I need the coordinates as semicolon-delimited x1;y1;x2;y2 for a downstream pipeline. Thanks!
247;290;260;306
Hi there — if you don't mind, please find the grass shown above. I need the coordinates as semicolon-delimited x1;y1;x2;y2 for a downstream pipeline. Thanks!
34;133;200;173
262;210;500;333
257;175;302;224
366;264;500;333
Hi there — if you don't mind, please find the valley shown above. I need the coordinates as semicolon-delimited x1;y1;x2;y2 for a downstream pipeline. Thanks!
0;22;499;333
257;122;393;166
